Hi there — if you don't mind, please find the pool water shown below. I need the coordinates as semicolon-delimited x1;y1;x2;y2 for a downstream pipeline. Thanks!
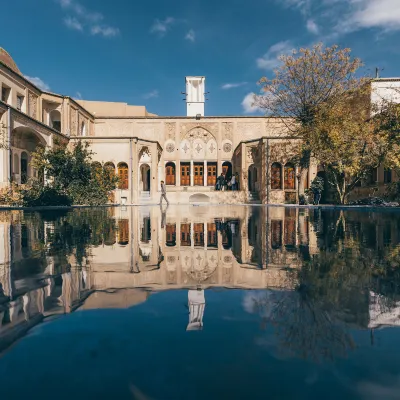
0;206;400;399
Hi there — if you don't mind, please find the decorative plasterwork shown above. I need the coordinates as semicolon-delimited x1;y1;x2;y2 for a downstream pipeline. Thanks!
70;108;77;136
180;123;218;141
166;142;175;153
222;122;233;141
165;122;176;140
28;92;38;119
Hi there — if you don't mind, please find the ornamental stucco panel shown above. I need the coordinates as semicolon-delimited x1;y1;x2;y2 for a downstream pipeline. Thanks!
180;123;218;141
28;92;38;119
221;140;233;159
165;122;176;141
70;108;78;136
180;139;191;159
205;139;217;159
222;122;233;142
164;140;176;159
192;138;205;160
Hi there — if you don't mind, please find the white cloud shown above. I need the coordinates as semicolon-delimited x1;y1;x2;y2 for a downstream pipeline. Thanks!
150;17;175;36
23;75;50;91
344;0;400;31
221;82;247;90
306;19;319;34
279;0;311;15
64;16;83;31
185;29;195;42
143;90;159;99
75;91;82;100
256;41;294;70
279;0;400;38
57;0;119;37
91;25;119;37
242;93;262;114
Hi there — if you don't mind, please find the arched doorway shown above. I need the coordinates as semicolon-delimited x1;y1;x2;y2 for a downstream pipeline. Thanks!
21;152;28;184
165;162;175;185
140;164;151;192
222;161;232;181
248;165;257;192
11;127;46;184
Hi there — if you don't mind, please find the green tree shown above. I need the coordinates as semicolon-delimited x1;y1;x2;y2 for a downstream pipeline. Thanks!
30;140;119;206
306;89;400;204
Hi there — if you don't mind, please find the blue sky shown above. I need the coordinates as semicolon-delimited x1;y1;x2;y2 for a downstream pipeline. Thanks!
2;0;400;116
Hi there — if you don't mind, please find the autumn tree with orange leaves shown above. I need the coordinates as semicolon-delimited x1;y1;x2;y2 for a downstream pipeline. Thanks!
256;43;400;203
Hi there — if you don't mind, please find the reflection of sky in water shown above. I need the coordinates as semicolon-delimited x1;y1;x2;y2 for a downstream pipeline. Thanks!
0;206;400;399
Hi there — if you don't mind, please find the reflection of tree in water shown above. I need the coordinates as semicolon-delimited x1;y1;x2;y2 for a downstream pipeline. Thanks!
23;209;118;269
249;249;377;362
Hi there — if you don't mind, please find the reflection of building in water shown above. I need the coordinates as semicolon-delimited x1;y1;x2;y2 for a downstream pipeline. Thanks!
368;291;400;329
2;206;400;351
187;289;205;331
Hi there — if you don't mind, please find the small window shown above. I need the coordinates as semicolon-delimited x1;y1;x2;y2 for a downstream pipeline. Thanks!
384;168;392;184
17;95;24;111
1;86;11;103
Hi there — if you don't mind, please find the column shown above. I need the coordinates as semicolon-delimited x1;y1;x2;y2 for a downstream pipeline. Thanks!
204;222;207;250
151;143;158;200
240;143;246;192
204;161;207;187
177;161;181;187
190;160;194;186
131;139;138;204
190;222;194;249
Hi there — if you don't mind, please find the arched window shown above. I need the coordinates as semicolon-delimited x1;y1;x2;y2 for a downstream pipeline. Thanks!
166;223;176;246
92;161;102;173
271;163;282;190
118;162;129;190
118;219;129;245
81;121;86;137
165;162;175;185
104;162;115;176
13;153;19;174
21;152;28;184
284;163;295;190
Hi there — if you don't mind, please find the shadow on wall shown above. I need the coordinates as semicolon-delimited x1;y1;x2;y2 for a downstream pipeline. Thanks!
189;194;210;203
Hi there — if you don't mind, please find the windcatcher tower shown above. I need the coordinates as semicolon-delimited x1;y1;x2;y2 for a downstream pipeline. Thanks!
185;76;205;117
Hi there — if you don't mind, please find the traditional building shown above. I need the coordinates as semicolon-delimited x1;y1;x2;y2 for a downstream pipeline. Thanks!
0;48;398;204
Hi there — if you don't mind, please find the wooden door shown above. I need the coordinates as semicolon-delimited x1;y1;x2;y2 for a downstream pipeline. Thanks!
166;224;176;246
181;164;190;186
194;164;204;186
194;223;204;246
166;165;175;185
181;224;191;246
207;223;217;247
207;165;217;186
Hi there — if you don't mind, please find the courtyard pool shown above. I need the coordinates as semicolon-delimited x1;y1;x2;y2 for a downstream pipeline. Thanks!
0;205;400;399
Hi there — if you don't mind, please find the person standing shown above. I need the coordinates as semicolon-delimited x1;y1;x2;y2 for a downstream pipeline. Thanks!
230;174;236;191
216;173;225;191
160;180;169;205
